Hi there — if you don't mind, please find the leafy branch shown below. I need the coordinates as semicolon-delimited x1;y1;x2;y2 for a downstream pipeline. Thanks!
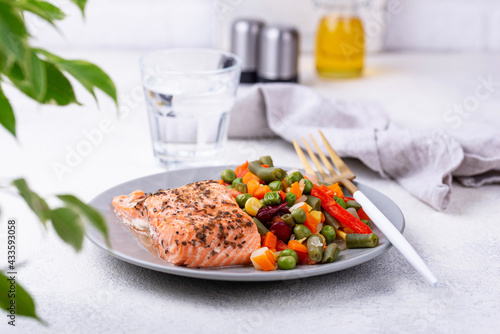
1;0;115;323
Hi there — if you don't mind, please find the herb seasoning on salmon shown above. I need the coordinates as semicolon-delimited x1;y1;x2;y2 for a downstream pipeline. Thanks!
112;180;261;267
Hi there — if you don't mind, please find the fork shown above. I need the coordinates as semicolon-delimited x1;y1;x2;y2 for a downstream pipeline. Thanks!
294;130;438;287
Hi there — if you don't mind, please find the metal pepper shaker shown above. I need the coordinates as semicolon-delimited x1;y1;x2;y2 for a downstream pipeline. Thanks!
231;19;265;84
258;25;299;83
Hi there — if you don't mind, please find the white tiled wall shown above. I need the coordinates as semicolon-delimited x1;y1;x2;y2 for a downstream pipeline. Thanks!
29;0;500;52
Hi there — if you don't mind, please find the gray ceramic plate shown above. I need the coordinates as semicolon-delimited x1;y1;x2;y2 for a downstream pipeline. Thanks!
87;166;405;281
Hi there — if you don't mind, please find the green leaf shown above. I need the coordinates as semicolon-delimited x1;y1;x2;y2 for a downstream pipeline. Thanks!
0;271;43;322
43;61;78;105
50;207;85;251
15;0;66;26
57;194;110;247
4;49;47;102
11;178;50;224
71;0;87;16
0;2;28;62
35;49;117;105
0;84;16;137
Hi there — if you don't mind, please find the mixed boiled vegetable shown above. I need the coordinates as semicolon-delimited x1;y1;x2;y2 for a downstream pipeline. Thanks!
218;156;379;271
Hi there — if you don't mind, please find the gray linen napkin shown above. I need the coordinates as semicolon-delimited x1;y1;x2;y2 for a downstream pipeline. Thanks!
229;84;500;211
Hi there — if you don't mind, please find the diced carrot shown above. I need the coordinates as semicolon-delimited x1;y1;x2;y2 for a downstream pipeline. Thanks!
328;183;344;199
229;189;241;198
247;179;260;196
299;203;309;213
290;181;303;199
262;231;277;250
217;179;225;185
234;161;249;176
243;171;261;184
265;250;275;263
276;240;288;251
253;185;271;200
253;253;275;271
288;240;308;254
279;190;287;201
304;212;320;234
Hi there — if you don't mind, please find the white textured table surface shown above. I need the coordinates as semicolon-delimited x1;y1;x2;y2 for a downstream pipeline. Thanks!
1;51;499;334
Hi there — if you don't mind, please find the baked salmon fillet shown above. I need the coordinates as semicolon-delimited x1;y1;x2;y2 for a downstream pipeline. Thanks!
112;180;261;268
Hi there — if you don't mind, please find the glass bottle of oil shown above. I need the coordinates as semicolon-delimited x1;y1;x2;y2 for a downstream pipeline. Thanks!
315;0;364;78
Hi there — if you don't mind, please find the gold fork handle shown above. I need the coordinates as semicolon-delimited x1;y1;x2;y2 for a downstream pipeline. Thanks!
352;190;439;287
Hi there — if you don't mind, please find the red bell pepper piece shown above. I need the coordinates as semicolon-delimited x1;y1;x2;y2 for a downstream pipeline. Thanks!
357;207;371;221
234;161;249;176
311;185;372;234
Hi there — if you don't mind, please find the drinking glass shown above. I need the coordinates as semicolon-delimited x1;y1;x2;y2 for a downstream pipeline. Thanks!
140;49;241;168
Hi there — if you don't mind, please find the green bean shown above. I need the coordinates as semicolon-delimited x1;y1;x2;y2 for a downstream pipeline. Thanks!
305;195;321;211
221;169;236;184
334;196;346;209
303;179;314;194
248;160;286;182
293;224;311;239
281;214;296;227
285;193;296;207
278;256;296;270
235;183;248;193
322;210;340;230
321;225;336;244
286;171;303;186
263;191;281;206
346;233;379;249
280;249;299;263
235;193;252;208
346;200;362;211
268;180;284;192
252;217;269;235
258;155;274;167
361;220;371;227
306;235;324;262
322;243;340;263
232;177;243;186
291;208;307;224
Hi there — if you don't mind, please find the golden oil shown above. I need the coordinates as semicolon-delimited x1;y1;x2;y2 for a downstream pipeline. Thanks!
315;13;364;78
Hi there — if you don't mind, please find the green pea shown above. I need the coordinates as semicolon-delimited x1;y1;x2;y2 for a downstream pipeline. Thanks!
361;220;371;227
263;191;281;206
280;249;299;263
303;179;314;194
235;183;248;193
232;177;243;186
293;224;311;239
281;214;296;227
334;196;346;209
221;169;236;184
235;193;252;208
268;180;284;192
291;208;307;224
285;193;296;207
321;225;336;244
286;171;303;186
278;256;296;270
346;200;362;211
